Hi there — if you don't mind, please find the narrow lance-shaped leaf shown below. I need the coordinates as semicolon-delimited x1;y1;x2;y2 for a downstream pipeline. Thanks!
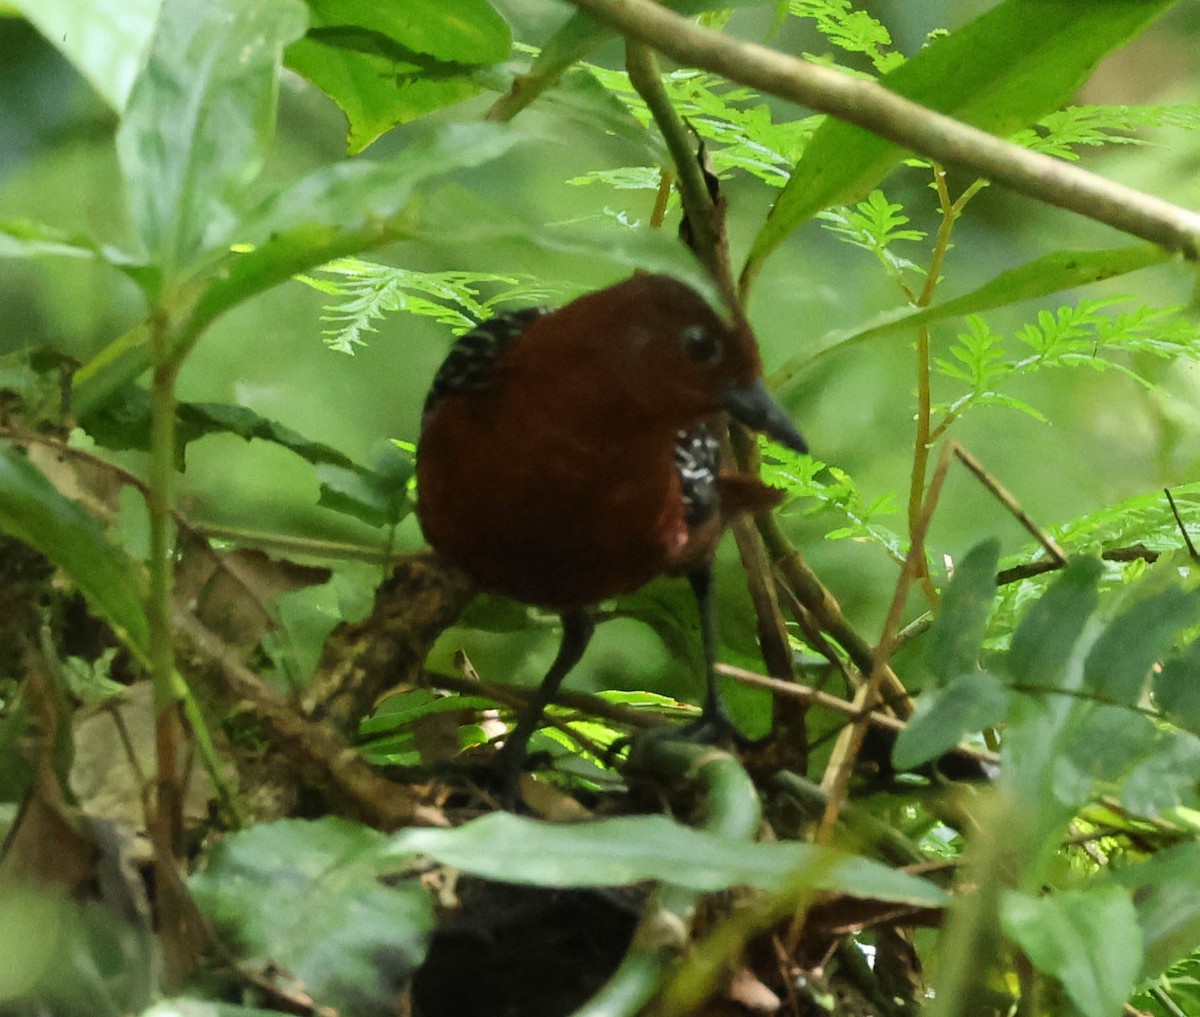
0;447;150;664
746;0;1175;279
769;244;1171;389
893;672;1009;771
387;812;948;907
1006;556;1102;689
924;538;1000;685
1084;587;1200;705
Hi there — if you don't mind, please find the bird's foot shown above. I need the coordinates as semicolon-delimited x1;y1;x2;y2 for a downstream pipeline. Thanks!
675;701;754;749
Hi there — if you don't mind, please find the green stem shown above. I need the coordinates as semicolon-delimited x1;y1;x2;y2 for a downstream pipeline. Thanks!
624;40;736;309
908;165;967;608
148;313;181;820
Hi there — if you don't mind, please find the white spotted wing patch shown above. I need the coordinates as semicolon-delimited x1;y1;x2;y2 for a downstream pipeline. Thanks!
424;307;546;414
676;424;720;527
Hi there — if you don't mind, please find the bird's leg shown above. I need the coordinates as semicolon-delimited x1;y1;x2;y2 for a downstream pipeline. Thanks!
683;563;745;743
495;607;595;804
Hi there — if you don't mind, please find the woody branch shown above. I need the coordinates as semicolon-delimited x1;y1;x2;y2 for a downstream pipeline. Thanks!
564;0;1200;260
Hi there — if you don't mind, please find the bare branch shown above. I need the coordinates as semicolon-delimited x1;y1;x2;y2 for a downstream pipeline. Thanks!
564;0;1200;259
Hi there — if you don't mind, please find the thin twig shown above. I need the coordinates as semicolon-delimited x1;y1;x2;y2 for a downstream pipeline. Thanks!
716;663;902;734
817;441;956;840
1164;487;1199;561
760;515;914;719
953;445;1067;564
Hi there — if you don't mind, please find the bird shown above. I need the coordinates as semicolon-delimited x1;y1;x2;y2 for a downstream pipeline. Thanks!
415;271;807;793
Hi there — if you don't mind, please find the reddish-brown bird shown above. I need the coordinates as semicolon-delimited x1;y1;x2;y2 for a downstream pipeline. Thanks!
416;272;806;787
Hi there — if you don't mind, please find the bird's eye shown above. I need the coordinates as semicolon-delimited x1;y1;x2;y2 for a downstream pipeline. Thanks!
679;325;723;366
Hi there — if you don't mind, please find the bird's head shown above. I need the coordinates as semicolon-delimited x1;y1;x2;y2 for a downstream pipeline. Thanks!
554;272;807;454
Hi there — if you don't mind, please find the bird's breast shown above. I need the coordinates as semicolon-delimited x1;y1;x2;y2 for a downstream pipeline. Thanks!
416;398;699;608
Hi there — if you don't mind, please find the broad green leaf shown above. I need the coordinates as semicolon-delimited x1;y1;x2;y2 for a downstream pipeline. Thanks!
892;672;1009;771
75;123;523;417
1083;587;1200;704
1054;706;1158;808
1001;558;1104;814
285;0;511;151
239;122;520;243
0;883;68;1004
298;0;510;65
387;813;947;906
1114;840;1200;978
924;538;999;686
7;0;161;110
1116;727;1200;817
1001;885;1142;1017
116;0;308;284
746;0;1176;277
1154;640;1200;729
316;441;414;528
770;245;1171;388
1006;557;1102;688
287;40;482;154
189;818;433;1016
0;447;149;663
317;464;413;528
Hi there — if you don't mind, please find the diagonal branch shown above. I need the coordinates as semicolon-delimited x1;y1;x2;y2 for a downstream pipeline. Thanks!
564;0;1200;260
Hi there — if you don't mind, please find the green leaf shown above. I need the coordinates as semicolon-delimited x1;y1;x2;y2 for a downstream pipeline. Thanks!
284;0;511;151
386;813;947;906
190;818;433;1015
288;41;481;154
316;441;415;528
116;0;308;284
1117;727;1200;817
1083;587;1200;704
1114;840;1200;979
789;0;902;73
1154;640;1200;729
6;0;161;110
746;0;1175;276
299;0;510;64
1054;706;1157;807
924;538;1000;685
485;0;777;122
1000;885;1142;1017
238;122;521;243
892;672;1009;771
74;123;523;417
0;447;150;663
770;244;1172;388
82;387;357;469
1006;556;1102;688
0;219;100;261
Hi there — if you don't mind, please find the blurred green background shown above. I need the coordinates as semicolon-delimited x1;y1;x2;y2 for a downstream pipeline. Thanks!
2;0;1199;709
